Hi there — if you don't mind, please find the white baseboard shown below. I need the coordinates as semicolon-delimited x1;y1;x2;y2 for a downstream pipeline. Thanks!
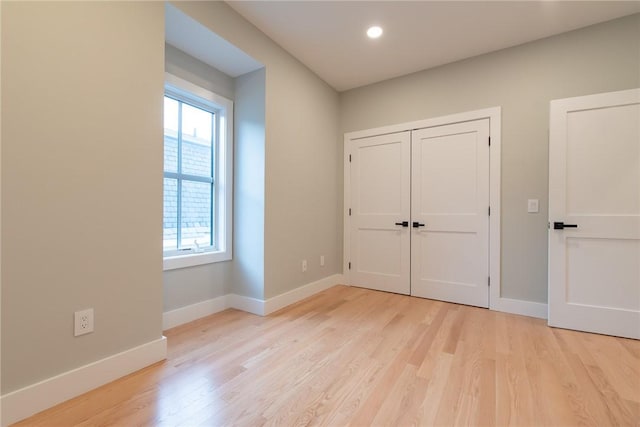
1;337;167;427
264;274;344;315
163;295;228;330
227;293;265;316
161;274;346;330
490;297;547;319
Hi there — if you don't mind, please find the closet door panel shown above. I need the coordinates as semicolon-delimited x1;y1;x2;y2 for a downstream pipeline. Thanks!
349;131;411;295
411;119;490;307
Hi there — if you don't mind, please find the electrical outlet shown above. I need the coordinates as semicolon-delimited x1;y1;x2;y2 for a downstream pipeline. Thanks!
74;308;94;337
302;260;308;272
320;255;325;267
527;199;539;213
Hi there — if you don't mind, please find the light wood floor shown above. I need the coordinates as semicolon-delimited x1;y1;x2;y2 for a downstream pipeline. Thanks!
14;285;640;426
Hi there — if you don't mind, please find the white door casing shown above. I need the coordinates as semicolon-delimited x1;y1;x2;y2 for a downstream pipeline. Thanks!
549;88;640;339
349;131;411;295
411;119;490;307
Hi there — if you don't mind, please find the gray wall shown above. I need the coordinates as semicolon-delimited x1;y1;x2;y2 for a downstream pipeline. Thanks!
340;14;640;303
164;263;229;311
1;2;165;393
165;43;235;101
172;2;341;300
162;45;235;312
262;49;341;299
233;68;266;299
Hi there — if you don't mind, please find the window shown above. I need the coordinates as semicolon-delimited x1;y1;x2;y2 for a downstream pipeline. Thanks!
163;73;233;270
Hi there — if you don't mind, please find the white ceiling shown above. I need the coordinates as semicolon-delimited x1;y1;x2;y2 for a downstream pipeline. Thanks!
226;1;640;91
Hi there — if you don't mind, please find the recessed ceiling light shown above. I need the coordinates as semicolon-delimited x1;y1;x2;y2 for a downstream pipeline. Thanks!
366;26;383;39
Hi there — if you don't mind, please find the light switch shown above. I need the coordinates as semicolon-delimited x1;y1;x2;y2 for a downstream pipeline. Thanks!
527;199;539;213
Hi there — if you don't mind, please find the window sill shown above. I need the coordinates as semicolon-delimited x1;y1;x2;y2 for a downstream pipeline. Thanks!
163;250;231;271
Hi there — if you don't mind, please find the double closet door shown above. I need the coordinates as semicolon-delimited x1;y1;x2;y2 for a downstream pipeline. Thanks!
348;119;490;308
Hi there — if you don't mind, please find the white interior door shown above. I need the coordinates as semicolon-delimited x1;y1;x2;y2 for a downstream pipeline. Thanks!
411;119;490;307
349;131;411;295
549;88;640;339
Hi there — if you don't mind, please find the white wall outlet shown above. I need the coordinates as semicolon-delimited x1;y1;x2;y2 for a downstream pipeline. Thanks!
320;255;325;267
74;308;94;337
527;199;539;213
302;260;308;272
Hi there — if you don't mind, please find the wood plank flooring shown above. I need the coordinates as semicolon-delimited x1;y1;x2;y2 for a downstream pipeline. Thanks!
14;285;640;426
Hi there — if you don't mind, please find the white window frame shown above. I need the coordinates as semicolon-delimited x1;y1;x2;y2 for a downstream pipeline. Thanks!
163;73;233;270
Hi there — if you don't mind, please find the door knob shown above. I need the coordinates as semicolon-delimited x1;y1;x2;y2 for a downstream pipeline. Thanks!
553;221;578;230
412;222;425;228
395;221;409;227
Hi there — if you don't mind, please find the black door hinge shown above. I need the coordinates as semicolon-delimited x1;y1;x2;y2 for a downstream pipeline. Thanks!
488;206;491;216
348;262;351;270
349;154;352;162
488;277;491;287
349;208;351;216
488;136;491;146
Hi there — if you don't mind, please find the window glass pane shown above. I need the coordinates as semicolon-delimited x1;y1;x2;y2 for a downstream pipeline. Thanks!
180;180;212;248
163;97;178;173
163;178;178;250
181;103;212;177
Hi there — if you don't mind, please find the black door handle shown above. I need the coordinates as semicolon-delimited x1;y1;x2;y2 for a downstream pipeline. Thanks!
412;222;425;228
395;221;409;227
553;221;578;230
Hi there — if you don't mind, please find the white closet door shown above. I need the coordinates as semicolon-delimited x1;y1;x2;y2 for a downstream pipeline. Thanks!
549;89;640;339
411;119;490;307
350;132;411;295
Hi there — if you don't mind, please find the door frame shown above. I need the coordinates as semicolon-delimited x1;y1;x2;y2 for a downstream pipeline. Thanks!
343;107;506;311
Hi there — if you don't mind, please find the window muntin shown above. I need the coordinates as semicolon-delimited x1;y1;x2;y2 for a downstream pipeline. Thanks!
163;73;233;269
